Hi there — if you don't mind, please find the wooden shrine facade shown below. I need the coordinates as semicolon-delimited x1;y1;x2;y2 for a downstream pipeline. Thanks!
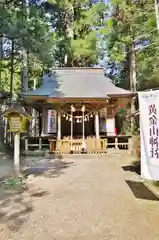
21;68;135;154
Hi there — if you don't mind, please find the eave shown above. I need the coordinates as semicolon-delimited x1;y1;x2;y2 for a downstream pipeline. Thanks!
107;92;136;98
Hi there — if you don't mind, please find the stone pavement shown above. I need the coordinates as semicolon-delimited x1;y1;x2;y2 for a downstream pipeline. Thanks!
1;153;159;240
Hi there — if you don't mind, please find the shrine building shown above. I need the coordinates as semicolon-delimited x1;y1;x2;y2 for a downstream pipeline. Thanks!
21;67;134;154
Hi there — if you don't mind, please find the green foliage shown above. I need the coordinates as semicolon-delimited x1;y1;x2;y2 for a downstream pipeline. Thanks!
0;3;55;64
102;0;159;90
5;177;22;186
0;0;56;95
116;109;138;135
0;0;106;96
49;0;106;66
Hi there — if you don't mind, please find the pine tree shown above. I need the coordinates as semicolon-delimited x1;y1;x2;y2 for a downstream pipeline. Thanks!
46;0;106;66
102;0;157;91
0;0;55;96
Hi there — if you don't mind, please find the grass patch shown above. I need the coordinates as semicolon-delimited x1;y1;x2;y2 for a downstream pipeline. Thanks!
1;176;27;192
5;177;22;187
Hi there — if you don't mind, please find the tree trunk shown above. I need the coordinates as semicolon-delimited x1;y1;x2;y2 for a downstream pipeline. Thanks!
31;78;37;136
0;35;3;87
64;3;74;66
129;43;136;92
129;43;136;134
155;0;159;32
10;38;14;103
21;49;28;92
21;0;29;92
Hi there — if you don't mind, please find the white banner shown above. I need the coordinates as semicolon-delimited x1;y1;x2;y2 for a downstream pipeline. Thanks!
47;110;57;133
138;90;159;180
106;118;116;136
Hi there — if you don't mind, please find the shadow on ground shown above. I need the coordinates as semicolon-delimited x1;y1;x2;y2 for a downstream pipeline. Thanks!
0;158;73;232
0;190;33;232
0;180;49;232
125;180;159;201
122;161;141;175
23;160;74;178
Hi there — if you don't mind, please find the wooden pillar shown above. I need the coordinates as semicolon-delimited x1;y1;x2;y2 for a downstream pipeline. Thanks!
115;137;118;149
14;133;20;174
41;108;45;136
57;111;61;140
95;112;100;139
128;137;133;155
39;137;42;150
70;106;74;152
31;108;36;136
81;105;86;152
82;108;85;141
25;138;28;152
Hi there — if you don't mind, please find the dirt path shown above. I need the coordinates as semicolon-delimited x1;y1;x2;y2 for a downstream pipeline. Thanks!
1;154;159;240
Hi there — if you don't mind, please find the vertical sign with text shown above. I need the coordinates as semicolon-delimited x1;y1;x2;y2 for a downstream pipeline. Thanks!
47;110;57;133
138;91;159;180
149;104;159;159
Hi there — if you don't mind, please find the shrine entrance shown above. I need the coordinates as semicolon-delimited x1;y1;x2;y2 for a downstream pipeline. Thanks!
61;111;95;138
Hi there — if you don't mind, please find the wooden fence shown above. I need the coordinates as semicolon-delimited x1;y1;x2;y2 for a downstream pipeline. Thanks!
49;138;107;154
23;135;132;154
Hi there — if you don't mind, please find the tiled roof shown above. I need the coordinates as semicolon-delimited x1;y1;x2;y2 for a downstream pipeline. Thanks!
22;68;133;98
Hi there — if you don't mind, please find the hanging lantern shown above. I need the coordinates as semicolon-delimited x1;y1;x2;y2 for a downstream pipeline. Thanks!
69;117;72;121
84;117;87;121
76;119;80;123
63;113;66;117
66;115;68;120
90;113;93;118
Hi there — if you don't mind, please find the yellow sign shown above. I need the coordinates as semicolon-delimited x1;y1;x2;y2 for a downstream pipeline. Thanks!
9;116;21;132
2;106;31;133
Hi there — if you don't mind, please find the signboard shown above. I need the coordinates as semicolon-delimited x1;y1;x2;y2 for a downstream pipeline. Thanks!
138;90;159;180
9;117;21;132
47;110;57;133
106;118;115;136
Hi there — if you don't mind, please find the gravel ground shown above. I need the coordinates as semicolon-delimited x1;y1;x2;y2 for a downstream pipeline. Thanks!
1;153;159;240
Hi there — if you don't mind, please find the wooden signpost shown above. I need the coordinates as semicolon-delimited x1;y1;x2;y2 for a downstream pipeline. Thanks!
2;105;31;175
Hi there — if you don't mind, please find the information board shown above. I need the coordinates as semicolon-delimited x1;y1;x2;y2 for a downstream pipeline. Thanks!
9;117;21;131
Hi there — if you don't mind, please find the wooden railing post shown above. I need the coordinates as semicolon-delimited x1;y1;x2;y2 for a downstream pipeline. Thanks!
56;140;61;152
39;137;42;150
115;137;118;149
49;140;54;153
128;137;133;155
25;138;28;152
103;139;107;153
105;138;108;149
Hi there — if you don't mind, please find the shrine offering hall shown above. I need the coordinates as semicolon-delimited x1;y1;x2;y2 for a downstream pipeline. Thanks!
22;68;134;154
